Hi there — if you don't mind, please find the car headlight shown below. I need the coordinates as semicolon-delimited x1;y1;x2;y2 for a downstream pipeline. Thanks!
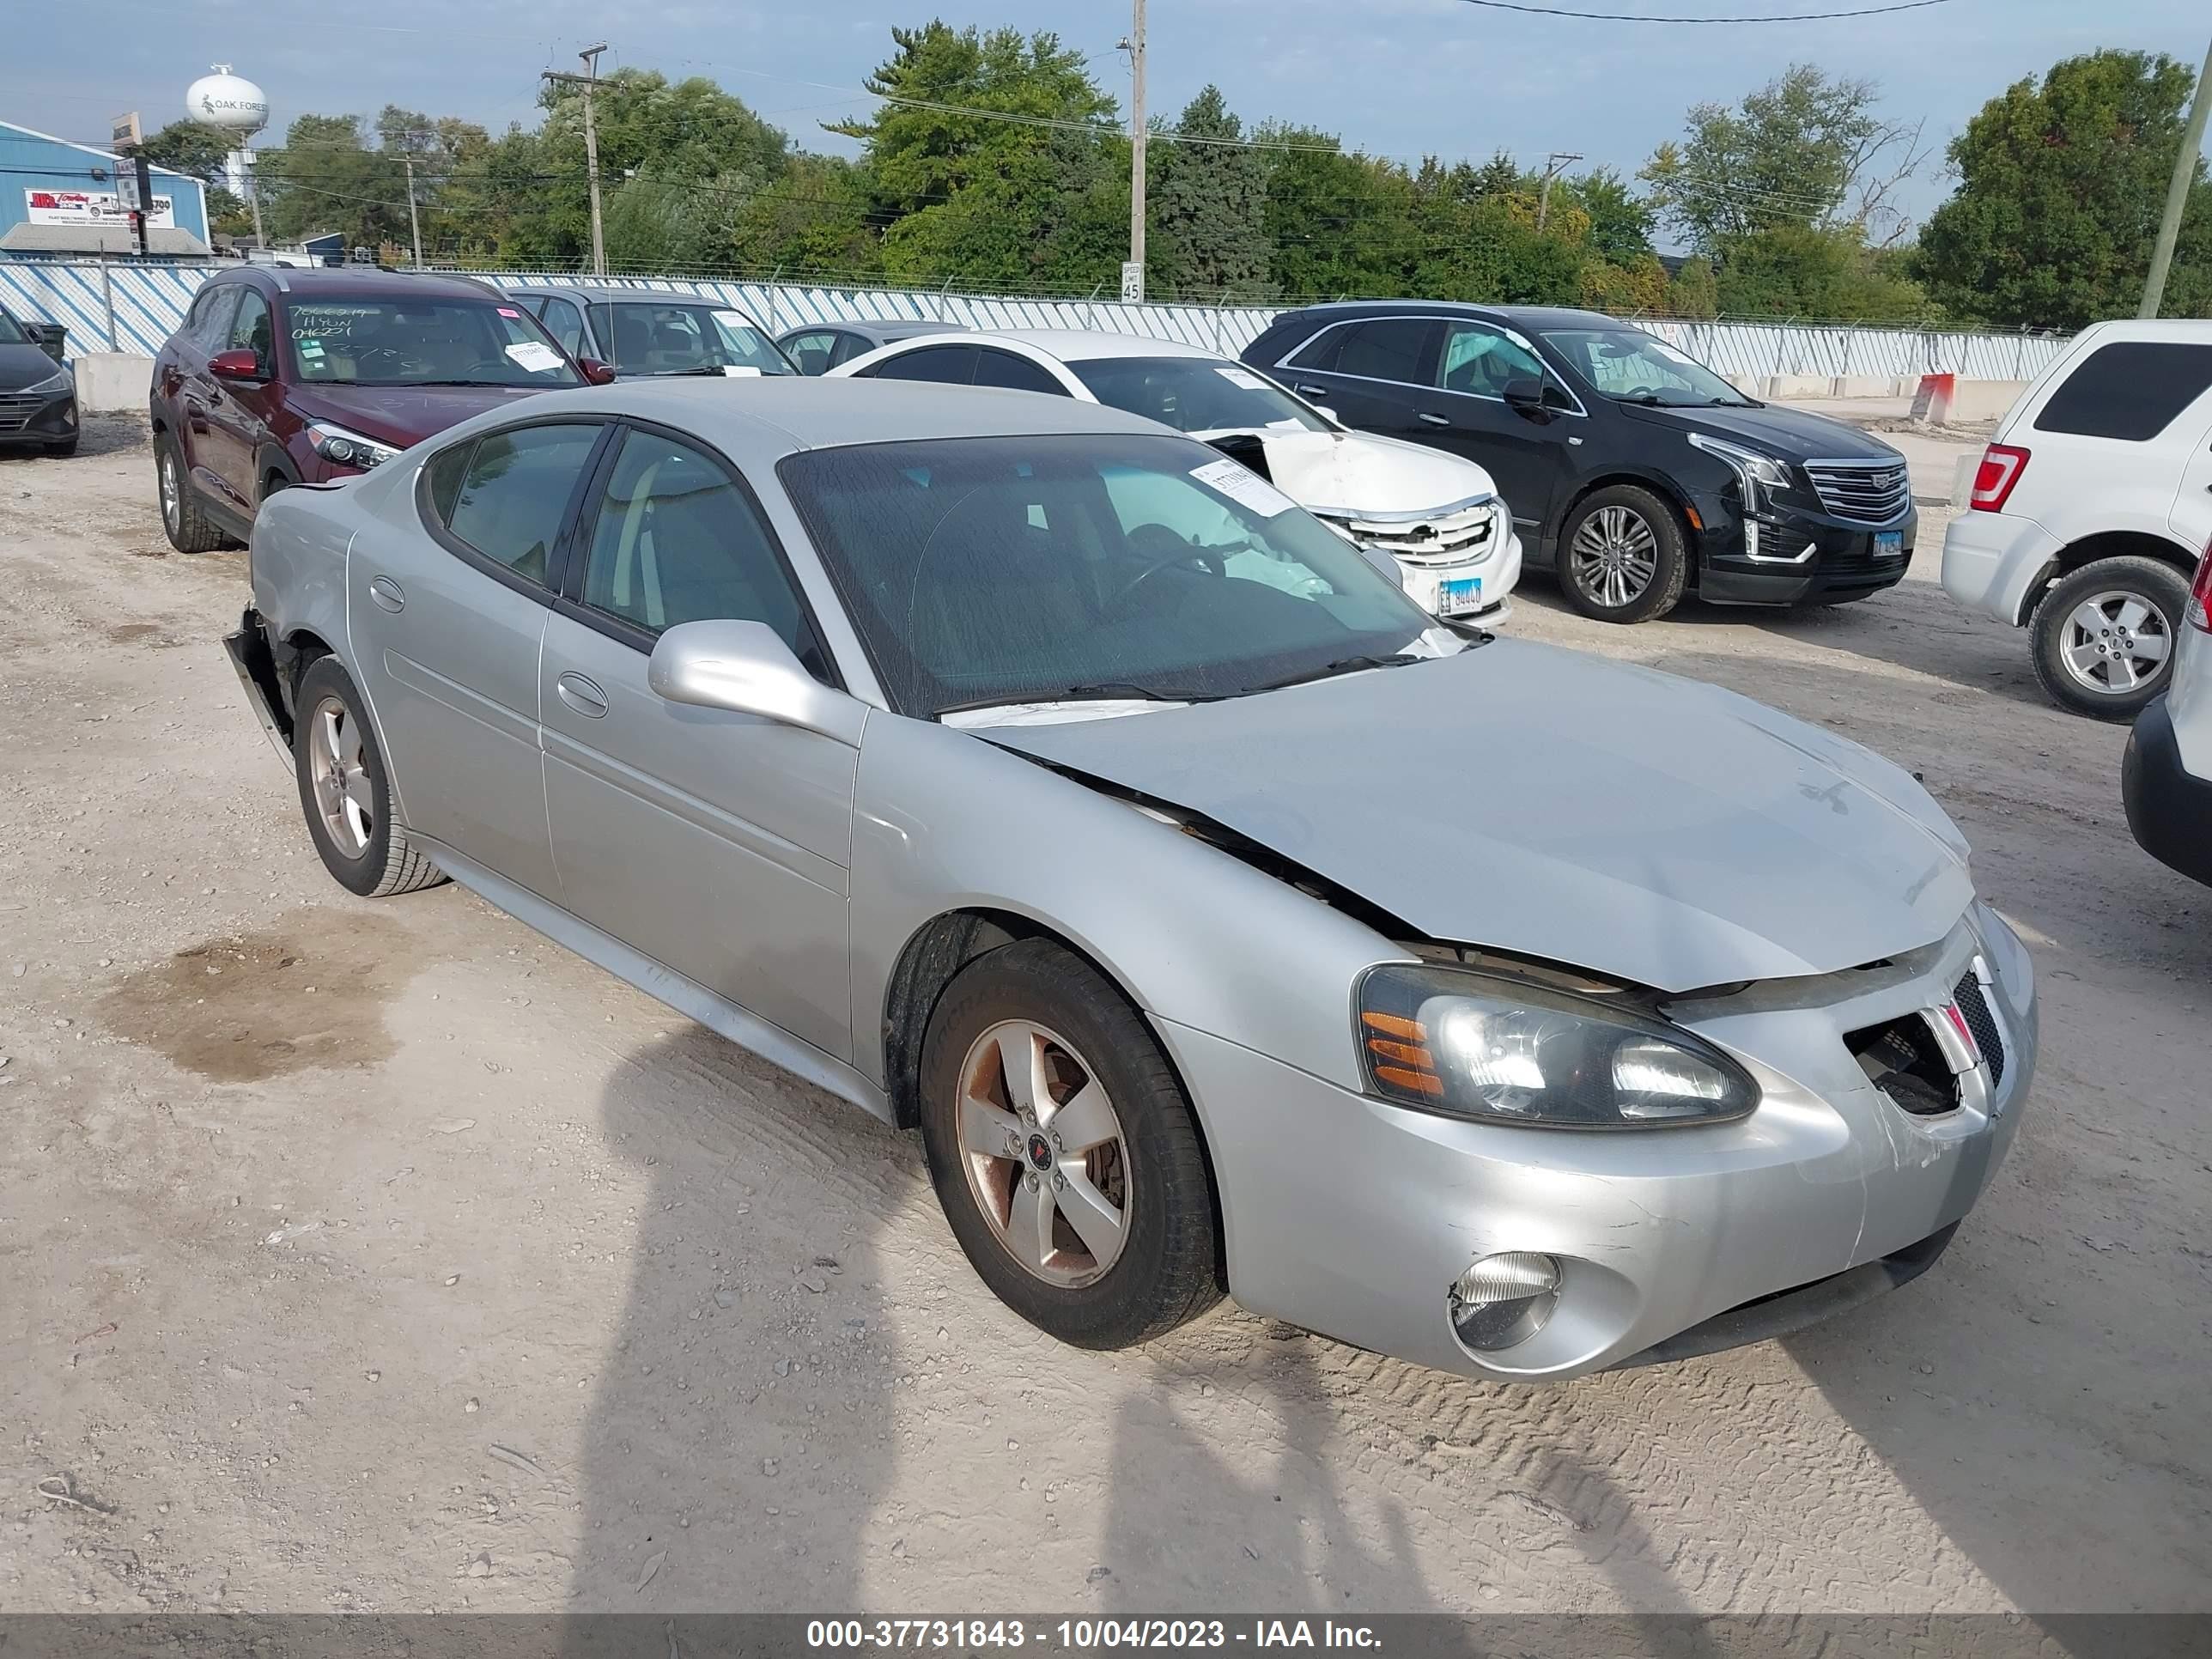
307;422;401;470
23;368;72;397
1687;432;1793;514
1356;963;1760;1128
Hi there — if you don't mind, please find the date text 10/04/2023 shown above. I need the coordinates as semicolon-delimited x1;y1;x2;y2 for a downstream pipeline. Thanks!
805;1620;1384;1649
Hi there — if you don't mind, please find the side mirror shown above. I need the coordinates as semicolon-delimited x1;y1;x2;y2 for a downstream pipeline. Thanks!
1501;376;1544;410
209;349;267;382
647;619;863;746
1314;405;1341;424
577;356;618;386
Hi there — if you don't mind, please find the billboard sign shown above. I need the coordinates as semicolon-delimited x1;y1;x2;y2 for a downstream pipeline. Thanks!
24;189;175;229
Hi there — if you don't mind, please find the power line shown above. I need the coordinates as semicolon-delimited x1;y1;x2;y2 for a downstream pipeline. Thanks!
1452;0;1951;19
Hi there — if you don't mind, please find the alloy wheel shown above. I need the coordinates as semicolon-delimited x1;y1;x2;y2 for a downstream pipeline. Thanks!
954;1018;1132;1289
159;450;180;533
2059;591;2172;698
307;696;375;859
1569;506;1660;608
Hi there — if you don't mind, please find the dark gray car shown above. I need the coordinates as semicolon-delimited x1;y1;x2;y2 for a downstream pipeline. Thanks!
776;318;958;375
0;306;77;456
504;284;795;379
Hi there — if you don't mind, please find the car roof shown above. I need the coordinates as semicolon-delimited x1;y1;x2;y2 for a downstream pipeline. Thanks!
862;328;1217;364
793;319;961;343
462;375;1179;463
214;267;505;303
507;283;759;308
1277;300;1623;331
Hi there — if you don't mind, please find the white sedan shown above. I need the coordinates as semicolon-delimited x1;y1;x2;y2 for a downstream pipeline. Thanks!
829;330;1522;624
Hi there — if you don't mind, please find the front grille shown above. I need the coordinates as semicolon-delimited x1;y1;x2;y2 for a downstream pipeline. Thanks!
1339;501;1499;567
1805;459;1911;525
1846;1015;1960;1116
1953;972;2007;1086
0;392;42;432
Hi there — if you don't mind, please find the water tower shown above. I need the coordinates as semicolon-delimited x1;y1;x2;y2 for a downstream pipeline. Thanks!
185;65;270;243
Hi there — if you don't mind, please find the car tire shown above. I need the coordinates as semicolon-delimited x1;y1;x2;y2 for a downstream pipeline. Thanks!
156;434;228;554
1557;485;1689;623
917;938;1223;1350
46;434;79;458
292;655;448;898
2029;556;2191;721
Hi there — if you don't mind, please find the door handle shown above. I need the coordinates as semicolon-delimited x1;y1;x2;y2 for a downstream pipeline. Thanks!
556;672;610;718
368;576;405;613
1294;384;1330;399
1419;411;1451;428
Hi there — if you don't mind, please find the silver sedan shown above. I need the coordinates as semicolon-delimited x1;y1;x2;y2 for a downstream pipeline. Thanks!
225;379;2036;1380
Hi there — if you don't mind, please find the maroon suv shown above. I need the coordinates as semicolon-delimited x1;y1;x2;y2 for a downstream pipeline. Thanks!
149;268;613;552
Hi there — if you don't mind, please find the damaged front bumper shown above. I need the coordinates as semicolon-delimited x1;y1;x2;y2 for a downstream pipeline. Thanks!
223;606;296;770
1152;903;2034;1381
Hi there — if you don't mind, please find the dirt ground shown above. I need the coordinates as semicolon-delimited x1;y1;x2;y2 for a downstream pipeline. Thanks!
3;419;2207;1619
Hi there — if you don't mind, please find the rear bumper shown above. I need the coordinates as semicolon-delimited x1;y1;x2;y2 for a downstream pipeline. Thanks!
2123;695;2212;888
224;607;296;770
1942;508;2057;625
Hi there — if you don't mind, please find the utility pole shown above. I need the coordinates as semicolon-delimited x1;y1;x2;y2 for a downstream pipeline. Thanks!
402;155;422;268
544;43;610;276
2141;33;2212;319
1536;151;1583;232
1121;0;1147;304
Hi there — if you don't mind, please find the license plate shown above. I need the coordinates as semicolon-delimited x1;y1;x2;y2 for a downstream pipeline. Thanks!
1438;575;1485;617
1875;531;1905;558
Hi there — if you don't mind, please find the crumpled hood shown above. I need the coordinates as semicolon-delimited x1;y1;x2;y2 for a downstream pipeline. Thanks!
987;640;1973;993
1201;427;1498;518
282;380;553;451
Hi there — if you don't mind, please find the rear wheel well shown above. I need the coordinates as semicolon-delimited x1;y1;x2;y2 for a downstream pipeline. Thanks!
273;628;334;731
2029;532;2199;618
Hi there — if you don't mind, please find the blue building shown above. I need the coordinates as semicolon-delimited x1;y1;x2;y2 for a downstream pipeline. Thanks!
1;119;210;258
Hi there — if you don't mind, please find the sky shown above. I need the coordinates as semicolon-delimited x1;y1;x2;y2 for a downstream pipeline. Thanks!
7;0;2207;241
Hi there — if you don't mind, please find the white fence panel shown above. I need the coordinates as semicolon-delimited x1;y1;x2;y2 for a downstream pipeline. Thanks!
3;258;2068;386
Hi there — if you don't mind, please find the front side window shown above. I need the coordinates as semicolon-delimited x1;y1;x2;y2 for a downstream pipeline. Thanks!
1540;328;1745;408
285;299;582;389
1437;323;1549;399
228;290;275;376
577;428;825;676
2034;342;2212;442
781;433;1437;718
444;423;604;585
1070;357;1329;434
191;284;241;349
0;310;26;346
862;344;978;385
597;302;793;377
782;331;841;375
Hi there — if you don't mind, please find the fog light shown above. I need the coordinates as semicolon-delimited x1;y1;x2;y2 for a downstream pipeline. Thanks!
1449;1251;1561;1352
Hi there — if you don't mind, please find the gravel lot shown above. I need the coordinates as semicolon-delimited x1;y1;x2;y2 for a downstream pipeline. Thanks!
3;420;2206;1617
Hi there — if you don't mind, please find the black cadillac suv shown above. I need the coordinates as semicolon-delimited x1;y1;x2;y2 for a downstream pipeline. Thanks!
1242;302;1915;623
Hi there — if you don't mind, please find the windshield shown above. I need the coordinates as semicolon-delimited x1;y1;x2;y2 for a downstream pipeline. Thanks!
597;301;795;376
1540;328;1750;407
0;311;27;346
781;434;1443;719
1068;357;1331;434
286;299;581;388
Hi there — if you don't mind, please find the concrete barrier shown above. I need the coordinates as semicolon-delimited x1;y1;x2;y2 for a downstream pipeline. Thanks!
67;352;154;414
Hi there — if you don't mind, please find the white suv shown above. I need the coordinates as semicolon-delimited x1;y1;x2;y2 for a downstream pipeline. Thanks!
1942;319;2212;720
2123;545;2212;888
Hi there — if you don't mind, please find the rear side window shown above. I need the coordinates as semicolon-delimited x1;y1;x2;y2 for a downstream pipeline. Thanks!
863;344;978;384
1287;319;1432;384
445;423;603;586
2034;343;2212;441
425;442;472;523
972;349;1066;394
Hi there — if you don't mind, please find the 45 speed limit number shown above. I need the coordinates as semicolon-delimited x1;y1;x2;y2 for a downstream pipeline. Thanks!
806;1620;1382;1649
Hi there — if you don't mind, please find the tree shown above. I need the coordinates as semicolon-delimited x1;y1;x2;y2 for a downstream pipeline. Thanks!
1668;256;1719;319
1914;50;2212;329
1260;126;1417;297
127;120;253;239
1642;65;1927;252
255;114;410;249
1713;222;1929;319
1149;87;1270;298
1564;167;1655;263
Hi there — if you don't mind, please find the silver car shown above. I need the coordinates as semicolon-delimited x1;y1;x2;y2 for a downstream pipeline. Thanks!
225;380;2036;1381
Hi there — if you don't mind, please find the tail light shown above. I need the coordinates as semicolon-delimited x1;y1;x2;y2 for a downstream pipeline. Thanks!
1969;444;2030;513
2190;541;2212;634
